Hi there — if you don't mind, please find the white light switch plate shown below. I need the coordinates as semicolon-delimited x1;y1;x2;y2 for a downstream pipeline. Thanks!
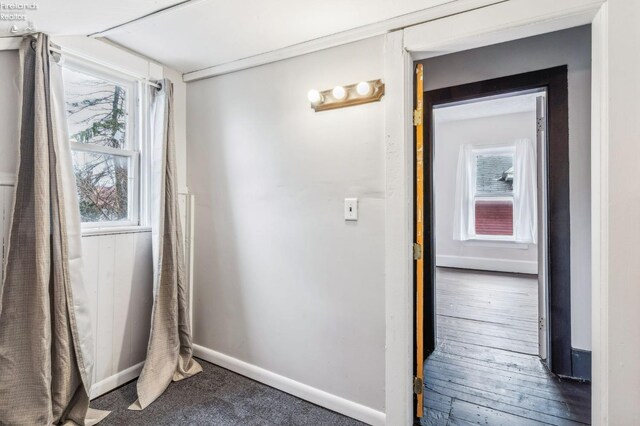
344;198;358;221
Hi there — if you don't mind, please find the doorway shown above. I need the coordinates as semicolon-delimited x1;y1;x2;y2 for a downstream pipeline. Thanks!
415;67;591;425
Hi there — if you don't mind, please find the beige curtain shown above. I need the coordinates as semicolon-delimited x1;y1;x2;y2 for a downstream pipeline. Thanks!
130;79;201;410
0;35;108;425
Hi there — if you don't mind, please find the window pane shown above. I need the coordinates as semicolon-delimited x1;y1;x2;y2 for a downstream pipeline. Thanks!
476;154;513;194
63;67;128;149
475;200;513;236
73;151;129;222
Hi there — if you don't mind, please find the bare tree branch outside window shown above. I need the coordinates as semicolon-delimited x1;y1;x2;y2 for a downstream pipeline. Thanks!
63;67;130;222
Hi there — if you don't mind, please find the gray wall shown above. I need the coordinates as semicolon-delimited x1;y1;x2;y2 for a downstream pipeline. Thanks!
434;111;538;273
420;25;592;350
187;36;386;410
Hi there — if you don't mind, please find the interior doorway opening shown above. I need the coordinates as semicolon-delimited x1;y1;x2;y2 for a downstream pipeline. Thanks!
416;67;592;425
432;89;547;358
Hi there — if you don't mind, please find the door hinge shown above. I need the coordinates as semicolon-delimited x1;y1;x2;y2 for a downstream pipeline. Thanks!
539;317;545;330
413;243;422;260
413;109;423;126
413;377;424;395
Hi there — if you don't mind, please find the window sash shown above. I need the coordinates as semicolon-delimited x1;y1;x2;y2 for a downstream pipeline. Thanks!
471;196;516;241
70;142;140;228
63;61;137;152
469;144;517;241
63;58;146;229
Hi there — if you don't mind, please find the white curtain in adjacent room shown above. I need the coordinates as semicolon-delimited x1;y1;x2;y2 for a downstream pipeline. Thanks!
453;144;474;241
513;138;537;243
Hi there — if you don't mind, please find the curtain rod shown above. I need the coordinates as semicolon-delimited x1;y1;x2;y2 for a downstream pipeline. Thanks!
47;44;162;89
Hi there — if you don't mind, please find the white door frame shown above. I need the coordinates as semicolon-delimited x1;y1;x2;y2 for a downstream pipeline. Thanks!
383;0;611;424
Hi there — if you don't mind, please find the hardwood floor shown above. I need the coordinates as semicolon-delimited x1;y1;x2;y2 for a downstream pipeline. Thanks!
422;268;591;426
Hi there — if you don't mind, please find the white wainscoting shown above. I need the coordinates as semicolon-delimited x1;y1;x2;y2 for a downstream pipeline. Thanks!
0;189;194;399
82;231;154;398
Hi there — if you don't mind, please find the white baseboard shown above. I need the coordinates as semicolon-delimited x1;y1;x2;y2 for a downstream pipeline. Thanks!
436;254;537;274
193;344;386;426
90;361;144;399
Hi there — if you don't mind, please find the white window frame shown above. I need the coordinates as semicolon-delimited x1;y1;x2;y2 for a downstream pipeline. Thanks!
62;57;148;231
469;145;516;241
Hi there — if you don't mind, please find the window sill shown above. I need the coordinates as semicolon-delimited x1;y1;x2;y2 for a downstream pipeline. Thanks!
81;226;152;237
463;239;533;250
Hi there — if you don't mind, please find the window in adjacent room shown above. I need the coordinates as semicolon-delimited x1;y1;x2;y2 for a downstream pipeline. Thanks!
473;148;515;238
453;140;537;244
62;62;141;227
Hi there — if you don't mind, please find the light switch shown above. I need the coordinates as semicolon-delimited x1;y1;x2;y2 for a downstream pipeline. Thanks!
345;198;358;221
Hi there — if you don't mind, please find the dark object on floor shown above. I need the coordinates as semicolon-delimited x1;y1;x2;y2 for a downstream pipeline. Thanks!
92;358;366;426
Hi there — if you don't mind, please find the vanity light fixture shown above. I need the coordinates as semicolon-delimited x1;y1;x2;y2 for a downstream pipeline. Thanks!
332;85;347;100
308;79;384;112
356;81;372;96
307;89;323;105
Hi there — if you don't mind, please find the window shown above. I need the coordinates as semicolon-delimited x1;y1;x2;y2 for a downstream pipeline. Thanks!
454;140;537;244
62;62;141;227
472;149;515;239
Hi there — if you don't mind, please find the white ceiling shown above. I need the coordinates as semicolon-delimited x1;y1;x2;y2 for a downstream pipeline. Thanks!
434;92;541;123
0;0;184;37
102;0;454;73
2;0;471;75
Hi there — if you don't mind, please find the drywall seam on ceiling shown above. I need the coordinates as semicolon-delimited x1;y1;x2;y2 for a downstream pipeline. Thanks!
89;0;208;38
181;0;506;82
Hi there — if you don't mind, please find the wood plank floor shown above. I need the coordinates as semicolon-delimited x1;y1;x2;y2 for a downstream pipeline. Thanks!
422;268;591;426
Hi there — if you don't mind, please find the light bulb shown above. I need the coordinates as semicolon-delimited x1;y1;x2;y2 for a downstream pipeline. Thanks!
332;86;347;100
356;81;372;96
307;89;323;104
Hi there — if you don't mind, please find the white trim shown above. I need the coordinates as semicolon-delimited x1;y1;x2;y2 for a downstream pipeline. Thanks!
187;193;195;331
383;29;414;426
51;36;164;81
70;141;137;158
81;226;151;237
51;44;160;89
590;4;608;424
182;0;504;82
436;255;538;275
404;0;604;57
90;361;144;399
0;37;21;51
193;345;386;426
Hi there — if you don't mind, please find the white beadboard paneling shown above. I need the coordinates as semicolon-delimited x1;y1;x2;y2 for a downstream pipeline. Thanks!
81;231;154;392
112;233;136;373
95;234;116;382
81;236;100;384
129;231;153;365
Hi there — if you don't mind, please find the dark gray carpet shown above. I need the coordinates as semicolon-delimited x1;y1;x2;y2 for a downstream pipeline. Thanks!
92;358;367;425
